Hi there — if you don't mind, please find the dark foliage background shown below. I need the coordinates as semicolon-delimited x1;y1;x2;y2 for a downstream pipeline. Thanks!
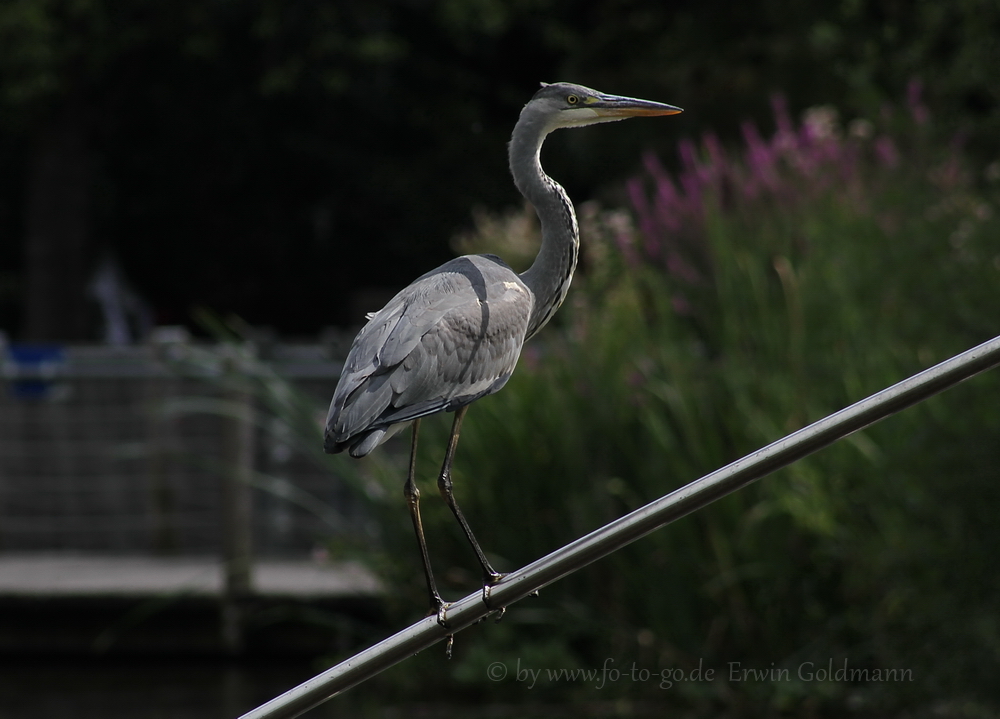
1;0;997;337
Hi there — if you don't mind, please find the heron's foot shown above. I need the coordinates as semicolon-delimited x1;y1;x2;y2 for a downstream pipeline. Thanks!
427;594;453;658
436;601;451;629
425;595;452;629
481;572;507;614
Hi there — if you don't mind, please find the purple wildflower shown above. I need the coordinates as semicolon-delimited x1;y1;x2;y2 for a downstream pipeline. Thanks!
874;136;899;168
624;89;933;308
906;78;930;125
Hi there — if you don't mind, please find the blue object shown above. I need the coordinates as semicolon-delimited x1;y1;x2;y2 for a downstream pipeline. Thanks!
5;343;66;399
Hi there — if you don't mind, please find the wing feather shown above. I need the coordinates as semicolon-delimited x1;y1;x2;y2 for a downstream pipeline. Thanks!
324;255;533;456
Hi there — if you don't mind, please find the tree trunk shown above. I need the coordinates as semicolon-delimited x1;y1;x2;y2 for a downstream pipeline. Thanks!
21;101;94;341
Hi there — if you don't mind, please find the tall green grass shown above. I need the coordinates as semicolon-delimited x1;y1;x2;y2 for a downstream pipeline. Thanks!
376;97;1000;713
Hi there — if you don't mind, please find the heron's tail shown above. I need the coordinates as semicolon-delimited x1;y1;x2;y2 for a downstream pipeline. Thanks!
323;427;388;457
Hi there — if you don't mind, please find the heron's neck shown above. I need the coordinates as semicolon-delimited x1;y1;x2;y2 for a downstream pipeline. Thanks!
509;115;580;340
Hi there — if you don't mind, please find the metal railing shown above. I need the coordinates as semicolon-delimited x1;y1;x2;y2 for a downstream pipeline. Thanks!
0;340;351;558
239;333;1000;719
1;338;364;652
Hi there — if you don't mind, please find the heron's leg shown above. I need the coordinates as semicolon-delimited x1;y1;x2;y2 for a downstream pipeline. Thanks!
403;419;449;626
437;406;504;601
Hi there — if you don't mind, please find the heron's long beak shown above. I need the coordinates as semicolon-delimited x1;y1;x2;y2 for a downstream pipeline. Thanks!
592;94;683;117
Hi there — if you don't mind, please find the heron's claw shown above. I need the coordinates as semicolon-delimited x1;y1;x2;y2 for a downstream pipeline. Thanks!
481;572;508;620
433;601;451;629
481;573;505;604
425;594;452;629
428;600;453;657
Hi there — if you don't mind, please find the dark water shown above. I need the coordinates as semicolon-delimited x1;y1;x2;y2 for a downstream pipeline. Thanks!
0;658;679;718
0;659;338;719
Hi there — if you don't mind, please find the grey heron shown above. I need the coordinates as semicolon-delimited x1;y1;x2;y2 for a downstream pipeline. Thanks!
325;82;681;622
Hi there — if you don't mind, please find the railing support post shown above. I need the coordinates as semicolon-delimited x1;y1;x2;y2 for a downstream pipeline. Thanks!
220;345;255;654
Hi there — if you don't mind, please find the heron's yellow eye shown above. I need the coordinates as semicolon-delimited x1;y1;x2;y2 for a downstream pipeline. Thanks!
566;94;579;105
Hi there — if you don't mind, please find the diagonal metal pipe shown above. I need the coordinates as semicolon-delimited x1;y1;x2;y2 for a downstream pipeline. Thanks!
240;333;1000;719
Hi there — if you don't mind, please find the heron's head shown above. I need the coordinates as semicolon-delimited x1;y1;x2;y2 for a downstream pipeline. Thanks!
525;82;682;132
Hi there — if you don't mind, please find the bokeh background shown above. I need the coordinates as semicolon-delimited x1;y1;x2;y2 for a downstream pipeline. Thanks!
2;0;997;339
1;0;1000;717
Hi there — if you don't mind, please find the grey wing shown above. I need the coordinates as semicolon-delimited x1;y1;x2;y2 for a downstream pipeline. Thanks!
324;255;533;457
